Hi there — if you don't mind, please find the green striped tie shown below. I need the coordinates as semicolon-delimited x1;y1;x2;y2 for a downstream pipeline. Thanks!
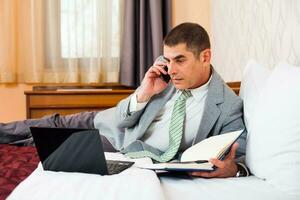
126;90;192;162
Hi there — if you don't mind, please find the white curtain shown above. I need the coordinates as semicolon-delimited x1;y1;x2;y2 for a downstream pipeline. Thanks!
0;0;17;82
0;0;124;84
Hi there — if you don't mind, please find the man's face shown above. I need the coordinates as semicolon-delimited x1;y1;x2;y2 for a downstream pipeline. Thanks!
163;43;210;90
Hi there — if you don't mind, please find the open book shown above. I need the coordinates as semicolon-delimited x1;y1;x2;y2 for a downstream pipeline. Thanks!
139;129;244;172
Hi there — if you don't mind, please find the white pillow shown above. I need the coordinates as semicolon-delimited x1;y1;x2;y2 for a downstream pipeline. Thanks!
239;60;270;130
245;62;300;196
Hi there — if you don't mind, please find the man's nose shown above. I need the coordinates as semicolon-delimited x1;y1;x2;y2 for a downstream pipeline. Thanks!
167;62;176;75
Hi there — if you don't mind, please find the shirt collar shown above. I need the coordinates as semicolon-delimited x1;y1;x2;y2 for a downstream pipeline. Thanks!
176;74;212;102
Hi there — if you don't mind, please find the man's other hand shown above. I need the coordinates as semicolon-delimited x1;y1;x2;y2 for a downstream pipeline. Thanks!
189;142;239;178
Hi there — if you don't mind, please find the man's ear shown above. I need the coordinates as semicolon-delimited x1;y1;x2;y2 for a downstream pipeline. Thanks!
201;49;211;63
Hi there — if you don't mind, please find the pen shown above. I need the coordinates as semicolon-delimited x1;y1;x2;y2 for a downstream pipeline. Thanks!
170;160;208;164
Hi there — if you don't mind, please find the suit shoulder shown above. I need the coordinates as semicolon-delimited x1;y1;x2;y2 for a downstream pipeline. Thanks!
223;82;242;102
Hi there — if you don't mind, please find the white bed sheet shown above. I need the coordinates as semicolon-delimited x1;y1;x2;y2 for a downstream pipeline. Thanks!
160;175;300;200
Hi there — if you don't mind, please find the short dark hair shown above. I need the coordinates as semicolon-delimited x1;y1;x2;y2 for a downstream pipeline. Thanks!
163;22;210;57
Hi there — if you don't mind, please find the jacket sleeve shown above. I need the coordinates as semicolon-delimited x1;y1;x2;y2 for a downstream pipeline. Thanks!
219;98;247;158
115;92;148;128
219;97;250;176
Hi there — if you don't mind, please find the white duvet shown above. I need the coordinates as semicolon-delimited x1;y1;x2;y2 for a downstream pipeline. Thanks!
8;152;300;200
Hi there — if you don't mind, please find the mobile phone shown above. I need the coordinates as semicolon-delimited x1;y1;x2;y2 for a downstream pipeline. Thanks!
155;56;171;83
161;66;171;83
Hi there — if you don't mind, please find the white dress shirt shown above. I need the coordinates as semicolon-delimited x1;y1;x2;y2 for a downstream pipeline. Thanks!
129;76;212;152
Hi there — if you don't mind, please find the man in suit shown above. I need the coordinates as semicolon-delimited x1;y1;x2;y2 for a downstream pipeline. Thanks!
0;22;248;177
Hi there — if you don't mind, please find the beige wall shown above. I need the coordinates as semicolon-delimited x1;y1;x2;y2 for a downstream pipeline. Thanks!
172;0;211;34
0;84;32;122
0;0;211;122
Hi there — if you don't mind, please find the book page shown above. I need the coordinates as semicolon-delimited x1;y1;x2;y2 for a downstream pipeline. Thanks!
181;130;243;162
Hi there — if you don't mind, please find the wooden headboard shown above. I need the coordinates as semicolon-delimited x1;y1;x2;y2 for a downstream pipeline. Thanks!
227;81;241;95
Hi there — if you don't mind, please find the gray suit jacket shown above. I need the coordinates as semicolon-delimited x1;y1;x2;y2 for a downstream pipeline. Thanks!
94;69;247;158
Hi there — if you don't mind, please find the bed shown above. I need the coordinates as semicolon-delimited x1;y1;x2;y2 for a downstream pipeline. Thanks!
0;144;39;200
3;61;300;200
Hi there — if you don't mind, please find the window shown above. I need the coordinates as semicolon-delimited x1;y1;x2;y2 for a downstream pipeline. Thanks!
60;0;121;58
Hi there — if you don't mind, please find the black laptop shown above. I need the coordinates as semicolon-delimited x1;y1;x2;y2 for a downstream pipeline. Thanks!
30;127;134;175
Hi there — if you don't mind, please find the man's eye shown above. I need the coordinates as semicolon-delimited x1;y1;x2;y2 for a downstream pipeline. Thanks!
176;60;184;63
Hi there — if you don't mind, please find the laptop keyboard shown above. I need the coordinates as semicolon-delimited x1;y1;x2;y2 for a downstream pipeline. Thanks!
106;160;134;175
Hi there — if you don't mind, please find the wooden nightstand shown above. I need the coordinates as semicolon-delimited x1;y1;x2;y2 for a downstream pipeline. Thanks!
24;82;240;119
25;86;134;119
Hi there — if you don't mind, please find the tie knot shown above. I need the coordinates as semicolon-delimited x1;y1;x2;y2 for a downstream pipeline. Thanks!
179;90;192;100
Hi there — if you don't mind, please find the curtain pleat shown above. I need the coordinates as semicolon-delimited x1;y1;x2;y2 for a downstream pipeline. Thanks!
120;0;172;87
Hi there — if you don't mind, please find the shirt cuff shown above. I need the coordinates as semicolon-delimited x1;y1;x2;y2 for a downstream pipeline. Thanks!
236;162;250;177
129;93;148;112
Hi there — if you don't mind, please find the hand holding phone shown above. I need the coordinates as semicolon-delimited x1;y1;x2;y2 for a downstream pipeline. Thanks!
154;55;171;83
137;56;170;102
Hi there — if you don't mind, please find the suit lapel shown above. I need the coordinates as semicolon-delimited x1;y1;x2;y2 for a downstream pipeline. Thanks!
192;69;224;145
